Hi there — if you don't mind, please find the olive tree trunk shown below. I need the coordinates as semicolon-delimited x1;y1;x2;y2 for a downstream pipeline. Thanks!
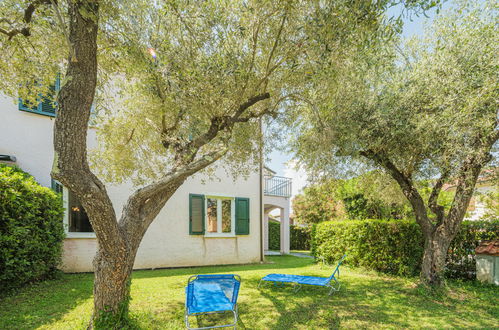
50;0;269;323
362;148;495;286
92;249;135;318
420;229;451;286
50;0;225;323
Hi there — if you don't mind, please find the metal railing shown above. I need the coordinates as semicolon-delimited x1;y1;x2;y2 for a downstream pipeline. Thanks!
264;175;292;198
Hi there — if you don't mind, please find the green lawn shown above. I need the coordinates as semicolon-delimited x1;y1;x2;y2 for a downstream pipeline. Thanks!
0;255;497;329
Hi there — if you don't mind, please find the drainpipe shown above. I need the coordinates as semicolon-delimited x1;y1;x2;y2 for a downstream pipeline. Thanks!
259;117;264;262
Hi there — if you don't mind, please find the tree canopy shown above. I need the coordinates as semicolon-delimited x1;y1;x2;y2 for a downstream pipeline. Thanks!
1;0;434;322
291;0;498;285
293;0;498;183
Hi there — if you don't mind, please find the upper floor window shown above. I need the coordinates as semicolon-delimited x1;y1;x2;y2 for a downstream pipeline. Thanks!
18;77;60;117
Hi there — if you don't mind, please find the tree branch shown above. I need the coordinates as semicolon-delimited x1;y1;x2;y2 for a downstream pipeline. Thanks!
428;170;449;225
171;92;270;163
52;0;126;256
119;147;229;246
0;0;52;40
360;150;434;235
444;134;496;235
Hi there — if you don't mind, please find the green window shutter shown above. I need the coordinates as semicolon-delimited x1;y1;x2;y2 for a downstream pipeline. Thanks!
189;194;205;235
235;197;250;235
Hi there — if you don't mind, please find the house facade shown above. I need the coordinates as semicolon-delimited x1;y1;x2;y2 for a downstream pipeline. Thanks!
0;91;292;272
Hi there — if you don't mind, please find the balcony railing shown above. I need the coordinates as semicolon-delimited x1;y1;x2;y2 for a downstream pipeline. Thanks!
264;175;292;198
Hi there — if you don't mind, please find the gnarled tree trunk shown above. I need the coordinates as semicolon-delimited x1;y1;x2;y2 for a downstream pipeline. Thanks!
45;0;272;324
93;248;135;319
362;148;496;286
420;229;451;286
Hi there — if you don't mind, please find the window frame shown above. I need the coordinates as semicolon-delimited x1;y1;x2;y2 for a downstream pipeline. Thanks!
204;194;236;238
62;186;96;239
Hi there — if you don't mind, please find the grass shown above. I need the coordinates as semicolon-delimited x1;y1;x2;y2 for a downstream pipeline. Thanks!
0;255;498;329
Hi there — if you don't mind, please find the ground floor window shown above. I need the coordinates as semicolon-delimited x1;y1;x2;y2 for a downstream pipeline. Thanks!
67;190;93;233
189;194;249;236
206;196;234;235
52;179;94;236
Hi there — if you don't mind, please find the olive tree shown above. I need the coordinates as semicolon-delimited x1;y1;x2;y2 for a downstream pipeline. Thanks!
0;0;399;324
292;0;498;286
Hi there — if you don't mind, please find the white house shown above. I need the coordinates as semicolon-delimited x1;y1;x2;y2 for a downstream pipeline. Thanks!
463;171;498;221
0;89;292;272
443;169;498;221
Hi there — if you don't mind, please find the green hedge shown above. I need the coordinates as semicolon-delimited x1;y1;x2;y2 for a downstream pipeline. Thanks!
268;221;280;250
0;165;65;292
446;220;499;279
269;222;312;251
290;225;311;250
311;219;499;279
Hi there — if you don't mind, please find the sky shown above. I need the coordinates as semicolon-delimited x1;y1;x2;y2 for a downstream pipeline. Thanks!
266;1;453;208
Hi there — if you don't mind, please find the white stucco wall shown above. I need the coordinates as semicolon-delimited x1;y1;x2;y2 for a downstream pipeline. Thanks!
1;94;262;272
465;185;496;221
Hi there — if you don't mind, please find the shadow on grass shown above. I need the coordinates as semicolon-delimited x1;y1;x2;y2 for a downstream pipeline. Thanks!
131;255;313;280
0;273;94;329
255;272;499;329
1;255;497;329
257;287;340;329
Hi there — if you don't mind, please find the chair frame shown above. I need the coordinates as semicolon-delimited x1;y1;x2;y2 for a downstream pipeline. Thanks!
185;274;241;330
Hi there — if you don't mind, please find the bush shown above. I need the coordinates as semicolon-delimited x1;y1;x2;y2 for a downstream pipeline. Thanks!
312;220;423;276
446;220;499;279
290;225;311;250
269;222;312;251
311;219;499;279
0;165;65;292
268;221;280;250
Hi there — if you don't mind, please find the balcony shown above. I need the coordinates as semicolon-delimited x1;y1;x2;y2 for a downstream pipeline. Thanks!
264;175;292;198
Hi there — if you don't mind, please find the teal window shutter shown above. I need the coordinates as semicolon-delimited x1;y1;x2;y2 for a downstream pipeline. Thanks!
189;194;205;235
50;178;63;204
18;76;60;117
51;178;63;194
235;197;250;235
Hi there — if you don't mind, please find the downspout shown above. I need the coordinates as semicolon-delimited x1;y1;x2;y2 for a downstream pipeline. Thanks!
259;117;264;262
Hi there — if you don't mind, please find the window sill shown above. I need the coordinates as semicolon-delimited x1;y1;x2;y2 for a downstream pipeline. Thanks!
204;233;236;238
19;107;56;117
65;232;96;239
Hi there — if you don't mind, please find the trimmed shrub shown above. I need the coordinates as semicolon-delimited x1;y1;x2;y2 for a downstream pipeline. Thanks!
268;221;280;250
312;220;423;276
290;225;311;250
269;222;312;251
312;220;499;279
0;165;65;292
311;219;499;279
446;220;499;279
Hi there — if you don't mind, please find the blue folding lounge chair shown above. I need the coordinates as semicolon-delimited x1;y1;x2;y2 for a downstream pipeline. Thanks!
259;254;346;295
185;274;241;330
